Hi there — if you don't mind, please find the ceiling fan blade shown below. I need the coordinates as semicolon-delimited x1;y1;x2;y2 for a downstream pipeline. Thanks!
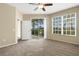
34;7;38;11
42;8;46;11
29;3;40;5
44;3;53;6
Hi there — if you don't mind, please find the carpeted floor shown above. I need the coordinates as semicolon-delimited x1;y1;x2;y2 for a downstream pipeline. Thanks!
0;39;79;56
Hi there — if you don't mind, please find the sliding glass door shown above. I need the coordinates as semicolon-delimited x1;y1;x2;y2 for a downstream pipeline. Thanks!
32;19;44;39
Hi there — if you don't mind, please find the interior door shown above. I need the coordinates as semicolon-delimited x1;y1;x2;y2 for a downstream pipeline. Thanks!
22;20;32;40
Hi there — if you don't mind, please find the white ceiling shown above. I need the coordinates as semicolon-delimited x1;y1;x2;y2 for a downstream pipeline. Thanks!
8;3;79;14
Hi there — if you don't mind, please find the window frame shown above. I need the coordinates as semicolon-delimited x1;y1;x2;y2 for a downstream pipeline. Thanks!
52;12;76;36
52;16;62;35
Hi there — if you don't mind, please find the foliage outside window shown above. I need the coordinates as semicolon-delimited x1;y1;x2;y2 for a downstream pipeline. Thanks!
52;13;76;36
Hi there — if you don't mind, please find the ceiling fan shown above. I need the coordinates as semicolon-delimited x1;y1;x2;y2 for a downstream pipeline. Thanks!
29;3;53;11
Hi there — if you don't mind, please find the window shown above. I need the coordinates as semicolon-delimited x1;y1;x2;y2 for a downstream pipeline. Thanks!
52;13;76;36
63;13;76;36
53;16;62;34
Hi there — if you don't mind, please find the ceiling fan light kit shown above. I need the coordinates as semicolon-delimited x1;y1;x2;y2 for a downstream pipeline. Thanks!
29;3;53;11
38;5;44;8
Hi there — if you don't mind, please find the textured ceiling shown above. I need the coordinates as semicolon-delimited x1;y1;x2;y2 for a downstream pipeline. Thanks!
8;3;79;14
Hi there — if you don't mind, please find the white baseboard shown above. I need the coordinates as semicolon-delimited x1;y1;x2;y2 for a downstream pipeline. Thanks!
0;42;17;48
49;39;79;45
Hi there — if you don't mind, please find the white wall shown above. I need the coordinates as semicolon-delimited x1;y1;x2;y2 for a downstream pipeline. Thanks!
23;14;48;39
0;4;17;48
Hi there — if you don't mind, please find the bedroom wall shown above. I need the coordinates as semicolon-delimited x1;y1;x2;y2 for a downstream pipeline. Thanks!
23;14;48;20
23;5;79;45
23;14;49;39
48;6;79;45
0;4;17;48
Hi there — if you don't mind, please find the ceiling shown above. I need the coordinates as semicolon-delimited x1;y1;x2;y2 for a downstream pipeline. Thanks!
8;3;79;14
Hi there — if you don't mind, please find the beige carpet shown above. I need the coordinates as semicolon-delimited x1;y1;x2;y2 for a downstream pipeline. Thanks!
0;39;79;56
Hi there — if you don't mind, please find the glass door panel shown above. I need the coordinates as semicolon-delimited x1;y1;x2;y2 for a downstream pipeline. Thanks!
32;19;44;39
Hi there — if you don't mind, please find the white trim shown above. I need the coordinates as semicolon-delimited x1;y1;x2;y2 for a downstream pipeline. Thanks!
0;42;17;48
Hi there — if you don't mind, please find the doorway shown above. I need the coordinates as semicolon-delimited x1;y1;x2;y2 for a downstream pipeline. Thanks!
32;19;44;39
21;20;32;40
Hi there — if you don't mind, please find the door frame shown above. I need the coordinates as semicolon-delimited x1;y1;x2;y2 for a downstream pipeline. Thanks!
31;18;47;39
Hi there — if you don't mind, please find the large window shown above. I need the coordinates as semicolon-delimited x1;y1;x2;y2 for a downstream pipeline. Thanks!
53;16;62;34
52;13;76;36
63;13;76;36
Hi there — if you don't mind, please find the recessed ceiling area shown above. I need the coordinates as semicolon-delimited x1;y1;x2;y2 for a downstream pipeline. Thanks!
7;3;79;14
